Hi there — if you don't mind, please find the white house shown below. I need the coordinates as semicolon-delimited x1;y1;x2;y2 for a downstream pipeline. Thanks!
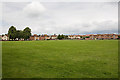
75;35;81;39
2;35;9;40
51;35;57;39
68;35;76;39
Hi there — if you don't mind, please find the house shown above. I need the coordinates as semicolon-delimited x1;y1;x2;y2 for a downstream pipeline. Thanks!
100;34;118;40
89;34;97;40
81;35;86;39
30;34;40;40
2;34;9;41
75;35;81;39
89;34;119;40
68;35;90;40
45;36;51;40
45;35;51;40
114;34;119;39
68;35;75;39
39;34;51;40
40;35;45;40
51;34;57;40
40;34;50;40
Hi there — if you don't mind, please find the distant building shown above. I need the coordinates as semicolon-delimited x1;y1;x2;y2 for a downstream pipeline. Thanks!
40;35;45;40
30;34;40;40
2;34;9;41
30;34;51;40
51;34;57;40
89;34;118;40
29;34;119;41
44;34;51;40
68;34;119;40
75;35;81;39
68;35;75;39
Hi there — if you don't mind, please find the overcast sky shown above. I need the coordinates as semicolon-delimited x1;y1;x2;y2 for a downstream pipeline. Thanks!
1;0;118;35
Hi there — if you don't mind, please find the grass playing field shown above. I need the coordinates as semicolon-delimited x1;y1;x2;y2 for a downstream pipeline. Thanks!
2;40;118;78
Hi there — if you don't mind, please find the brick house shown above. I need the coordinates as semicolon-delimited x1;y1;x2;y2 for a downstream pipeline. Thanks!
29;34;119;40
45;35;51;40
42;34;51;40
40;35;45;40
30;34;40;40
30;34;51;40
89;34;118;40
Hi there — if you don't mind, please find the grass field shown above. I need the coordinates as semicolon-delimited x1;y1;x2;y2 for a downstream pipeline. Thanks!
2;40;118;78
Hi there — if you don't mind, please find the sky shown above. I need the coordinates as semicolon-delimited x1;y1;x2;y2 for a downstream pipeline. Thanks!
0;0;119;35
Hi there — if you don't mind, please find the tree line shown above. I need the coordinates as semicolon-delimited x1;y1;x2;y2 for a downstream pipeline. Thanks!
57;35;90;40
8;26;31;40
7;26;91;41
57;34;68;40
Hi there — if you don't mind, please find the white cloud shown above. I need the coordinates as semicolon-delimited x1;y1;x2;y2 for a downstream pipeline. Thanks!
23;1;46;18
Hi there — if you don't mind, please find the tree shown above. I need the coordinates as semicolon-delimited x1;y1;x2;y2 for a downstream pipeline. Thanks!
61;34;64;39
118;36;120;39
57;34;65;40
57;34;61;39
16;30;23;40
23;27;31;40
64;35;68;39
86;36;90;38
8;26;16;40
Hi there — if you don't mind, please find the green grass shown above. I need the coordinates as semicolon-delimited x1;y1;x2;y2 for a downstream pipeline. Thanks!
2;40;118;78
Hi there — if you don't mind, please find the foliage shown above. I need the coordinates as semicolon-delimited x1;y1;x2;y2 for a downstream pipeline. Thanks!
8;26;17;40
57;34;68;40
86;36;90;38
118;36;120;39
83;37;86;39
23;27;31;40
61;34;64;39
8;26;31;41
64;35;68;39
57;34;61;39
16;30;23;40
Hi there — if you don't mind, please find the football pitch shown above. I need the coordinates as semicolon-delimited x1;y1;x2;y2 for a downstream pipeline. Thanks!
2;40;118;78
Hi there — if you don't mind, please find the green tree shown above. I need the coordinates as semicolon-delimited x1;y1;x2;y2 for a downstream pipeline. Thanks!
64;35;68;39
57;34;61;39
61;34;64;39
57;34;65;40
86;36;90;38
8;26;16;40
23;27;31;40
16;30;23;40
118;36;120;39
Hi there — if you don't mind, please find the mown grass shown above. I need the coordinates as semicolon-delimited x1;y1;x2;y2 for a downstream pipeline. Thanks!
2;40;118;78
